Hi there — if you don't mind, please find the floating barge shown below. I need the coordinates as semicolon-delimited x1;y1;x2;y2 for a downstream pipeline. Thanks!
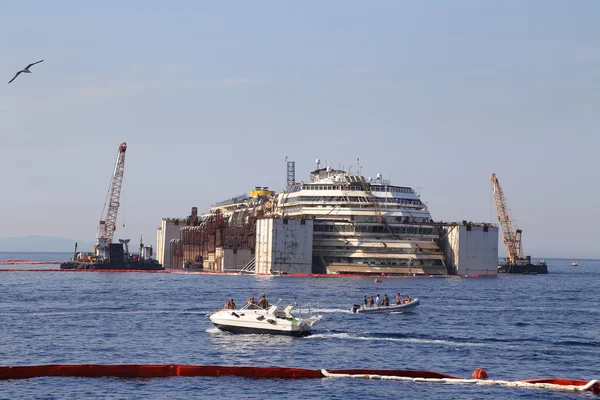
60;241;164;271
497;256;548;274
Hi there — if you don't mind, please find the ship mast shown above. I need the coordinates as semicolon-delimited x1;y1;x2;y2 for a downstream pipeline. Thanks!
96;142;127;257
490;173;522;263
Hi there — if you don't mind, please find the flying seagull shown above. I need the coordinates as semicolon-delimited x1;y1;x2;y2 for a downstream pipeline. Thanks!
8;60;44;84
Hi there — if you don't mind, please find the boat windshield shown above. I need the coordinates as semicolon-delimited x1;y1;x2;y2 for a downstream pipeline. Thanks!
240;299;283;311
241;303;264;311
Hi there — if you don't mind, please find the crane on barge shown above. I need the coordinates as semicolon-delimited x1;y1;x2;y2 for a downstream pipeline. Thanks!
94;142;128;259
60;142;163;270
491;173;547;274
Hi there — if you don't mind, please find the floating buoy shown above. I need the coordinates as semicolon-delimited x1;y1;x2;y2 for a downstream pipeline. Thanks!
472;368;488;379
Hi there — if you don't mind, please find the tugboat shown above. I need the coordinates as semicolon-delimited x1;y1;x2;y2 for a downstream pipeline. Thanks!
60;238;164;271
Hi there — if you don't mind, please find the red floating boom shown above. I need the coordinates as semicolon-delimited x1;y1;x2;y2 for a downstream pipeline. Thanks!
0;364;597;395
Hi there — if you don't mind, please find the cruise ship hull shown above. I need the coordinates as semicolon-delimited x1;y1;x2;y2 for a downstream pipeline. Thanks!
325;263;446;276
158;162;498;276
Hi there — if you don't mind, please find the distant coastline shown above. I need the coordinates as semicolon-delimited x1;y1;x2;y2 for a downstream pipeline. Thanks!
0;236;94;253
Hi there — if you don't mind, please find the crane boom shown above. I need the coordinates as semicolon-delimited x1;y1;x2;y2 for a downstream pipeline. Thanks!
491;173;522;263
98;142;127;244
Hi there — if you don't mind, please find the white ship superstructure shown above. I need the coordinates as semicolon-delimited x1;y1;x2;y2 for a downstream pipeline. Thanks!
275;161;447;275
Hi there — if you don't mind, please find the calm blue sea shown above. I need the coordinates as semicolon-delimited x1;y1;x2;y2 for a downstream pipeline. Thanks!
0;253;598;399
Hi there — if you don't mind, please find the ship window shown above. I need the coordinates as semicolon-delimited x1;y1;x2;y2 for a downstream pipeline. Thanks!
301;219;306;225
283;219;289;225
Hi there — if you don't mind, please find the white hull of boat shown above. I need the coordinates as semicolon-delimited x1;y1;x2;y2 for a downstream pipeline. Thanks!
208;302;322;336
352;298;420;314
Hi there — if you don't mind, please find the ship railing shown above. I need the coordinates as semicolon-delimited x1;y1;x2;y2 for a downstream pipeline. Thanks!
240;257;256;273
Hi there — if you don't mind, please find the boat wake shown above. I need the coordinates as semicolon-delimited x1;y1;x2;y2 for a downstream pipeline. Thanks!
305;331;481;348
297;307;352;314
305;330;600;354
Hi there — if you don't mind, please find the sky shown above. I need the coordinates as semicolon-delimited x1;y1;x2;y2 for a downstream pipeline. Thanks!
1;1;599;258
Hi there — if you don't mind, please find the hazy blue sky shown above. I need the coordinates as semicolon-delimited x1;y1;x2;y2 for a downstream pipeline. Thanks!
1;1;599;257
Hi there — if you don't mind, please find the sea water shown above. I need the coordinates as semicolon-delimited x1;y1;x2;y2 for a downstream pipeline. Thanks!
0;254;598;399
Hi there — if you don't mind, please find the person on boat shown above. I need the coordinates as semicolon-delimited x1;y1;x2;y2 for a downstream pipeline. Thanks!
246;296;255;304
363;295;368;308
257;295;268;308
224;299;231;309
395;293;401;305
230;298;236;309
383;294;389;306
376;294;380;307
368;296;374;307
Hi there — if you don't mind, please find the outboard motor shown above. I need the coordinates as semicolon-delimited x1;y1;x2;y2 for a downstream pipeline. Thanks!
351;304;361;313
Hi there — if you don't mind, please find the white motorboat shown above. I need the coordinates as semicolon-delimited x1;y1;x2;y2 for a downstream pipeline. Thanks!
351;298;420;314
572;260;579;267
208;300;323;336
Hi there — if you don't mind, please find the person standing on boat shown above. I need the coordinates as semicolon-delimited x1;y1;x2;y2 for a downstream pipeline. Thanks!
230;298;236;309
376;294;380;307
364;295;368;308
257;295;268;308
383;294;389;306
395;293;401;305
368;296;374;307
